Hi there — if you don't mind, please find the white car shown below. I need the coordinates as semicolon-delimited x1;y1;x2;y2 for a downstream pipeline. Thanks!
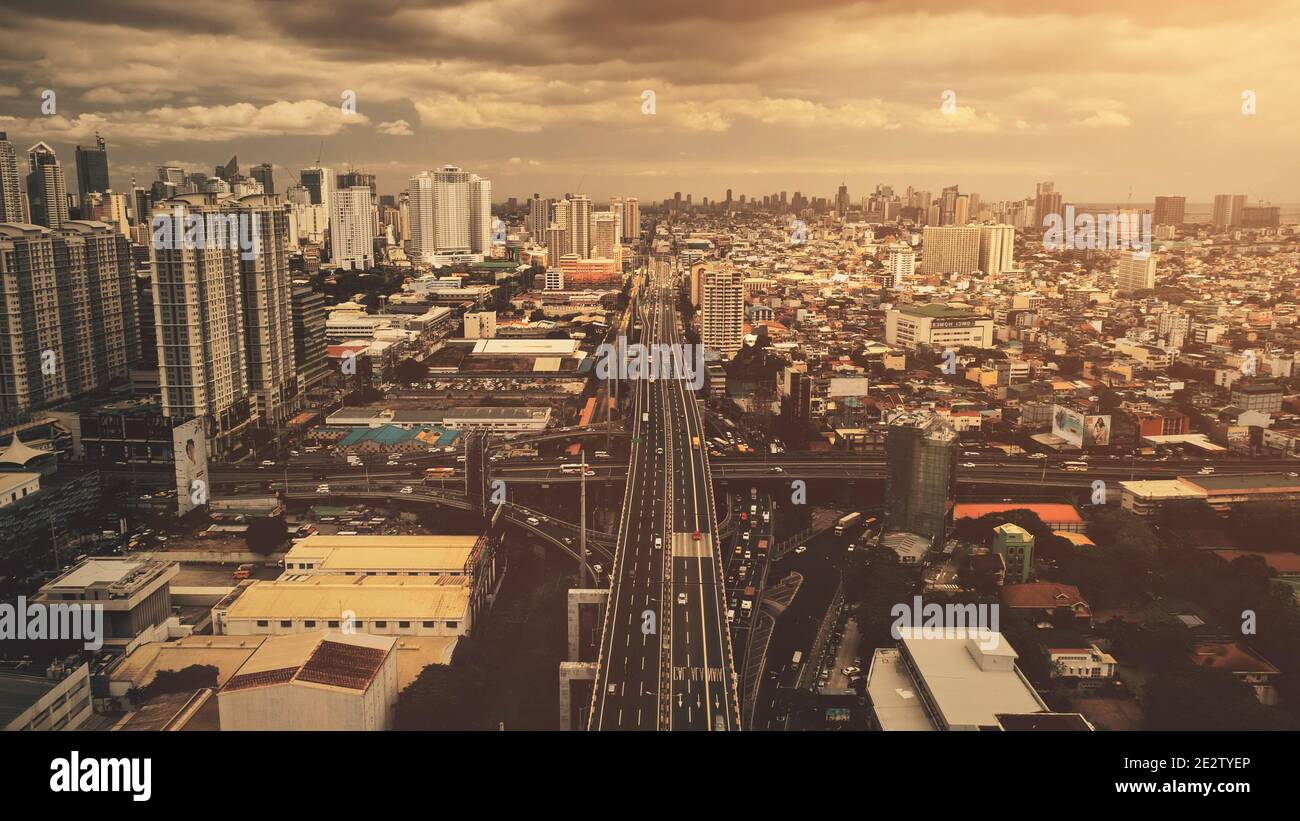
960;462;977;468
794;545;807;554
1028;453;1047;459
527;516;540;525
316;485;330;494
677;592;688;606
399;486;414;494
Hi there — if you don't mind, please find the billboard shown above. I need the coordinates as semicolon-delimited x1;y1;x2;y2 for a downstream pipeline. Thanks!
828;377;870;398
1051;404;1086;448
173;417;210;516
1084;414;1112;446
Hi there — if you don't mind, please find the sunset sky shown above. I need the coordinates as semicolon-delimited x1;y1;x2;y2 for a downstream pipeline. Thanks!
1;0;1296;203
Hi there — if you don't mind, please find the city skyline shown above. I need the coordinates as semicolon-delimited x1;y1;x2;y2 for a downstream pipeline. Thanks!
1;0;1298;202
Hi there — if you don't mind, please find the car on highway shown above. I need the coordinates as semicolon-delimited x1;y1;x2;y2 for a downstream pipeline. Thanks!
315;484;330;494
770;466;784;473
692;531;701;541
527;516;540;525
960;462;977;468
655;536;663;549
260;460;275;467
399;486;414;494
794;545;807;554
1198;466;1216;475
656;447;664;454
677;592;688;605
1028;452;1047;459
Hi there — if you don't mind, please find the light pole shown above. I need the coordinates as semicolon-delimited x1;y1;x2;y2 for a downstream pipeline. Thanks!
579;446;590;587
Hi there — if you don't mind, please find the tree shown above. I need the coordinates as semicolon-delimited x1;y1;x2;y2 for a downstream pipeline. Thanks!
126;664;219;705
244;516;288;554
393;357;428;385
1143;666;1290;730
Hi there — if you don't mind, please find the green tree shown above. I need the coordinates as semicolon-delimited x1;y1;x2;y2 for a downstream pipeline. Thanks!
244;516;288;554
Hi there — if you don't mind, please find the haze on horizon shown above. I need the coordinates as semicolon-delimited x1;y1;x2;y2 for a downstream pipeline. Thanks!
0;0;1296;204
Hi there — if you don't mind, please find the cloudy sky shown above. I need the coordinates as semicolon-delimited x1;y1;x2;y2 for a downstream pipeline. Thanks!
1;0;1296;205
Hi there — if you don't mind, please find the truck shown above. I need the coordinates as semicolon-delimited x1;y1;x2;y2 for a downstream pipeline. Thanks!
834;511;862;536
691;436;701;449
642;412;650;423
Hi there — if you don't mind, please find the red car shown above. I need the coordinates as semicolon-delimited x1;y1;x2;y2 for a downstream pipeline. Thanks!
692;531;702;541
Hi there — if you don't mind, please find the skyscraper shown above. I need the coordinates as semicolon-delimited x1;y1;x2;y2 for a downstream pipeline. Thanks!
329;186;375;270
1114;250;1157;294
149;196;254;456
566;194;592;258
0;221;139;412
469;174;492;254
299;166;332;212
920;225;980;276
1152;195;1185;227
702;269;744;357
527;193;549;239
621;197;640;242
886;245;915;289
1034;181;1062;227
1212;194;1247;229
250;163;275;195
977;224;1016;275
25;142;68;229
236;195;298;428
290;283;330;395
407;165;476;262
0;133;22;223
74;134;110;212
884;412;957;546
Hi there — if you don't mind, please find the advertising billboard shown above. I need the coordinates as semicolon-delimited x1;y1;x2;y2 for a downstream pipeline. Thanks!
173;417;209;516
1084;414;1112;447
1051;404;1086;448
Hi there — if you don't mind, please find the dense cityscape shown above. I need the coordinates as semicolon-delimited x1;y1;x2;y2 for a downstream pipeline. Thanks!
0;4;1296;796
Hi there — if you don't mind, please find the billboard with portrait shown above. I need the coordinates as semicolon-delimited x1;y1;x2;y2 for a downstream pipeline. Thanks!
1084;414;1112;447
173;417;209;516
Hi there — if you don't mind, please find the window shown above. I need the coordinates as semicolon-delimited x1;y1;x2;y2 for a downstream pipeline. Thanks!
256;620;268;627
446;621;458;630
280;620;292;628
374;620;387;628
422;621;435;628
398;621;410;628
304;620;316;628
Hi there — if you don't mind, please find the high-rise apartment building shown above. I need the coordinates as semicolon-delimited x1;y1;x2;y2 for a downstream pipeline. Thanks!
469;174;492;255
702;269;744;357
149;197;254;457
566;195;592;258
329;186;375;270
621;197;640;242
0;221;139;412
1212;194;1247;229
977;224;1015;275
920;225;980;276
527;193;549;239
1034;181;1062;228
0;133;22;223
1152;195;1185;227
591;210;621;265
236;195;298;427
407;165;479;262
74;135;110;212
25;142;68;229
1114;250;1157;294
884;412;957;546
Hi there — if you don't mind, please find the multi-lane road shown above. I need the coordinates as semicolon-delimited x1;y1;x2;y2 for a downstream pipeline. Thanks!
589;263;739;731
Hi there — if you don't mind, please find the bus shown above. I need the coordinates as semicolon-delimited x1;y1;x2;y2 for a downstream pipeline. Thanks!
834;511;862;536
560;463;585;474
424;467;455;483
1063;461;1089;472
691;436;701;450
